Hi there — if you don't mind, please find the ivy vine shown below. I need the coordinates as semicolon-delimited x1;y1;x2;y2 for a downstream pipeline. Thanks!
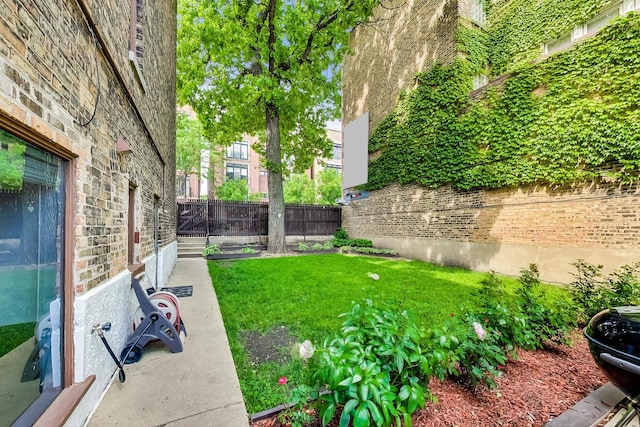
364;12;640;191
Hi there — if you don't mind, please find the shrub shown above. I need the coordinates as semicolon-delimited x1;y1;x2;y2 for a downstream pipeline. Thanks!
332;238;373;248
297;242;309;251
202;244;222;256
314;299;431;427
340;246;396;256
429;314;506;390
606;262;640;308
570;260;607;324
514;264;575;349
570;260;640;324
472;272;527;356
334;227;348;239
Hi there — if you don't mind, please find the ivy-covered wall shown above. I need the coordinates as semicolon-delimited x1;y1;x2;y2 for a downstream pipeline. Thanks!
341;1;640;282
366;11;640;191
487;0;617;75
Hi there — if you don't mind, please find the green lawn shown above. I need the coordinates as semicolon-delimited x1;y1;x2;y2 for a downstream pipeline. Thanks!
209;254;569;413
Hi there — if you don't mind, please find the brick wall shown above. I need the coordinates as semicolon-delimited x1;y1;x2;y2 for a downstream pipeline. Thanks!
343;183;640;282
0;0;177;292
342;0;460;129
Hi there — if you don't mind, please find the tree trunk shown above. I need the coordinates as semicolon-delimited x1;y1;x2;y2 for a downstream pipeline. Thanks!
265;102;287;253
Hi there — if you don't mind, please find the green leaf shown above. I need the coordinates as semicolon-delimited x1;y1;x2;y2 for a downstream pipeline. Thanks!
353;405;371;427
321;403;336;426
398;385;410;401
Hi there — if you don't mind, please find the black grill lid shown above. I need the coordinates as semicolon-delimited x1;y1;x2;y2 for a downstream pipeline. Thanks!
585;306;640;358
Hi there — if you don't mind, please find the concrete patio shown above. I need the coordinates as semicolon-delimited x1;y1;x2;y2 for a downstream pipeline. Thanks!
87;258;249;427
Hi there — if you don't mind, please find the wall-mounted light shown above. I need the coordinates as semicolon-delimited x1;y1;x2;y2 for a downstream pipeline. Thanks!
116;137;133;156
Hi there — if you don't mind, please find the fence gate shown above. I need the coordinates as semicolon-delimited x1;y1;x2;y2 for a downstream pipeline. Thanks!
176;199;207;236
176;199;341;237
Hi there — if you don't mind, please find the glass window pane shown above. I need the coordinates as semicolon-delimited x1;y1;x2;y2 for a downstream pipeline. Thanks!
587;8;619;35
0;129;65;423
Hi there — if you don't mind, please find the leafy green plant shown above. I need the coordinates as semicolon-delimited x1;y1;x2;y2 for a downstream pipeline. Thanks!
334;227;348;239
311;243;326;250
471;272;526;355
606;262;640;308
570;260;640;324
569;260;608;324
314;299;430;427
332;238;373;248
297;242;309;251
514;264;575;349
454;315;507;389
241;247;258;254
320;241;334;250
340;246;397;256
202;244;222;256
278;382;319;427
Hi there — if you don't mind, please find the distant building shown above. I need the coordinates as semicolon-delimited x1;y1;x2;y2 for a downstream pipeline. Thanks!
176;120;343;200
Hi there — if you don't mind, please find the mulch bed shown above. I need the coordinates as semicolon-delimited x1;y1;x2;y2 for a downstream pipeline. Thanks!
252;330;608;427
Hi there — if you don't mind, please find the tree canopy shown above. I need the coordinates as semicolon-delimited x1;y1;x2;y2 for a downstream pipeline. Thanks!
283;174;316;204
177;0;377;252
216;179;262;202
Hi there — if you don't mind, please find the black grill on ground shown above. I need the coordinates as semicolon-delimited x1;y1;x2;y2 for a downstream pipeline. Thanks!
584;306;640;425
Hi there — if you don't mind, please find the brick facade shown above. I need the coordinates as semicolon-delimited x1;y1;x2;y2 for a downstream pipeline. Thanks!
0;0;177;292
342;0;459;129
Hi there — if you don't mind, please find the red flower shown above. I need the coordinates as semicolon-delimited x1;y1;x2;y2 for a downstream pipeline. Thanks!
450;312;455;317
278;377;287;385
484;318;489;323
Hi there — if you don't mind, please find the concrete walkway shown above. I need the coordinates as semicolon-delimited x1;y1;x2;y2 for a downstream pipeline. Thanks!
88;258;249;427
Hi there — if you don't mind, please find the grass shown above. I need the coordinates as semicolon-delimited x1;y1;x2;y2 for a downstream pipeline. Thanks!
0;322;35;357
209;254;570;413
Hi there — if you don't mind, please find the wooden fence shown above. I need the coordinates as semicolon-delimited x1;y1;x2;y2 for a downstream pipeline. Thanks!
176;199;341;237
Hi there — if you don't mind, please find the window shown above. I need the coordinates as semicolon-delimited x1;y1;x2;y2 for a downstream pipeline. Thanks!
622;0;640;14
587;7;620;36
544;33;572;55
473;74;488;90
226;142;249;160
471;0;486;26
0;129;66;424
326;164;342;171
544;2;631;56
259;170;268;176
226;163;248;181
129;0;146;90
331;143;342;161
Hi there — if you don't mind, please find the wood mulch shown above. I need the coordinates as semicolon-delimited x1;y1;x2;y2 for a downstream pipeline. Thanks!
252;330;608;427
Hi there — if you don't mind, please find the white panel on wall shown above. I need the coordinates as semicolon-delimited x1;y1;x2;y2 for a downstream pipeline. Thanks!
343;112;369;189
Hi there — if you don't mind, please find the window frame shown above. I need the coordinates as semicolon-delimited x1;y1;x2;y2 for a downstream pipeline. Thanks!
129;0;147;91
0;111;94;426
226;141;249;160
225;162;249;182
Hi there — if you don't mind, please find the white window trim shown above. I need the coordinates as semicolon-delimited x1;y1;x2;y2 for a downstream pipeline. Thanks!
542;1;636;56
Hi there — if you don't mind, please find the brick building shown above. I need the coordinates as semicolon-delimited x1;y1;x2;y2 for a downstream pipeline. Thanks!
342;0;640;283
0;1;177;425
178;125;343;201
